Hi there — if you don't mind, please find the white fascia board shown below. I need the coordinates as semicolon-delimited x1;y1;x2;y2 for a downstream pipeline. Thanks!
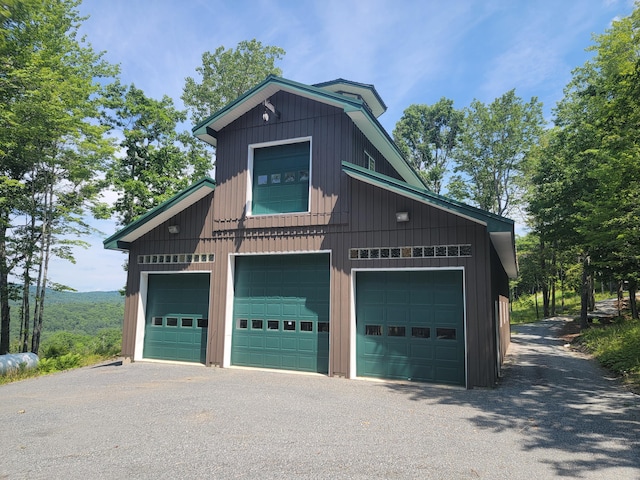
490;231;518;278
118;187;213;244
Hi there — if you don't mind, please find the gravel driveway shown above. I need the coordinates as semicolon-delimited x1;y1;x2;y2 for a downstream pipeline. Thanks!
1;318;639;480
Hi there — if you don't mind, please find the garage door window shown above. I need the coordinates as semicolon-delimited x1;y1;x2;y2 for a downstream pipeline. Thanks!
412;327;430;339
388;326;406;337
436;328;456;340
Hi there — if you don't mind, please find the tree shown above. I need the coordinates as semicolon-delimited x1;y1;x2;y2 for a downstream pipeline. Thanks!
528;5;640;326
392;99;462;194
104;83;212;226
182;39;285;125
449;90;544;217
0;0;117;353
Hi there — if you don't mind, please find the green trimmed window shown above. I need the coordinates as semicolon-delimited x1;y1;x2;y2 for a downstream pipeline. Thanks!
251;141;310;215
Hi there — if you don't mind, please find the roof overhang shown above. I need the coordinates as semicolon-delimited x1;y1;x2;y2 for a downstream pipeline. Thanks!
103;177;215;251
342;161;518;278
312;78;387;118
192;75;425;189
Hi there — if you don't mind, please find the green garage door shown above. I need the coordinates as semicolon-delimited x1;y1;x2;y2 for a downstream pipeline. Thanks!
144;273;210;363
232;254;329;373
356;270;465;385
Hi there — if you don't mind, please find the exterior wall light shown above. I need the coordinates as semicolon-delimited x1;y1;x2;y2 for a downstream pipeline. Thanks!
395;212;410;223
168;225;180;234
262;99;280;122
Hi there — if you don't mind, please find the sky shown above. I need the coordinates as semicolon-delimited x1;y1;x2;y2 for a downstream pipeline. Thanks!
48;0;635;292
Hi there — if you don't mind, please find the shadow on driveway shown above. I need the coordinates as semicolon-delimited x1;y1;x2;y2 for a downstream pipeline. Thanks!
382;319;640;478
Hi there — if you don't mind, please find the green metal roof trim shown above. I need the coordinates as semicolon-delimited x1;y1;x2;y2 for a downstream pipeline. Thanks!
312;78;387;118
103;177;216;251
342;161;517;277
191;75;425;189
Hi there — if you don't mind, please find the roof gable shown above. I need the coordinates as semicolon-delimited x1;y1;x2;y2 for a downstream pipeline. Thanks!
313;78;387;118
342;161;517;278
103;177;215;251
192;75;425;189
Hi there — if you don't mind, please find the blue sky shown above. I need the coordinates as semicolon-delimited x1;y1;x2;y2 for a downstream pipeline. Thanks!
52;0;634;292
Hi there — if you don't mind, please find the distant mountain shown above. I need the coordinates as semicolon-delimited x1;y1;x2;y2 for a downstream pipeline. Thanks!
8;289;124;339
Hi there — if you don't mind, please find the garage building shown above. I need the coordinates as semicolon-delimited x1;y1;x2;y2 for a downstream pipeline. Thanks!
104;76;515;388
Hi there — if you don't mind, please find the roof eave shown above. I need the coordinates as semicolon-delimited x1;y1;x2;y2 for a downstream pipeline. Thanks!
192;75;425;188
103;177;216;251
342;161;517;276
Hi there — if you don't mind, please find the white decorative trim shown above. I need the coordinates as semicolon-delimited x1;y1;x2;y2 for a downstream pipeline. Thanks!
137;253;214;264
349;244;472;260
246;136;313;217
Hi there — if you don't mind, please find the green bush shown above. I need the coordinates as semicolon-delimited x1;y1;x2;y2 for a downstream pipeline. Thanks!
38;353;82;373
580;319;640;378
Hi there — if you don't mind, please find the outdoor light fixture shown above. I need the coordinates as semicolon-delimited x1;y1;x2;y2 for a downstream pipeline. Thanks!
262;98;280;122
395;212;410;223
168;225;180;234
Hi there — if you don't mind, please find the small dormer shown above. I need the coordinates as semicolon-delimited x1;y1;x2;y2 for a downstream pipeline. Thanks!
313;79;387;118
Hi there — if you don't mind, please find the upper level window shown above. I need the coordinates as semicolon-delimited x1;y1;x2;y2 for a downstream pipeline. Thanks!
249;139;311;215
365;151;376;171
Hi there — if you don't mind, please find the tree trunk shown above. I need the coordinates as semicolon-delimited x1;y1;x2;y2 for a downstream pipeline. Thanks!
550;247;557;317
617;281;623;317
580;256;590;330
20;269;30;353
31;185;53;355
629;280;638;320
542;281;550;318
560;265;565;312
0;225;10;355
534;287;539;320
588;275;595;312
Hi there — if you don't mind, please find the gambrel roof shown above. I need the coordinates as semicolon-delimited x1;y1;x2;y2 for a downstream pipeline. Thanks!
192;75;425;189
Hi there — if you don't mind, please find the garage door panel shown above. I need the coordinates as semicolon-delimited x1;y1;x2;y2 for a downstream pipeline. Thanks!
434;344;459;361
410;342;434;359
357;270;464;386
232;254;329;374
143;273;209;363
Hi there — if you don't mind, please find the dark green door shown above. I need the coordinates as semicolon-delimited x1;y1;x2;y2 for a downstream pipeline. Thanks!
144;273;210;363
232;254;330;373
356;270;465;385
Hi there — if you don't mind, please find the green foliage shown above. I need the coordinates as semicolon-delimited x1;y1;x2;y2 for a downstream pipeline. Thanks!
8;289;124;343
182;39;285;124
527;4;640;321
511;291;611;324
392;98;462;194
39;329;121;359
37;352;82;373
104;83;212;226
579;319;640;387
0;0;119;354
450;89;544;216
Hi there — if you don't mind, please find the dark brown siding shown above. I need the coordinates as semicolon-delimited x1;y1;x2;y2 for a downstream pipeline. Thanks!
120;91;504;388
121;193;216;359
343;180;496;387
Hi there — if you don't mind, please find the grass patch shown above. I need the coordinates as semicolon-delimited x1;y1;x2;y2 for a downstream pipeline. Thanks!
578;318;640;393
0;328;121;385
0;352;118;385
511;291;610;324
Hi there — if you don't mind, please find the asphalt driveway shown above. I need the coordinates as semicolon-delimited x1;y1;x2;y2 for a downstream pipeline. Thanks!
1;318;639;480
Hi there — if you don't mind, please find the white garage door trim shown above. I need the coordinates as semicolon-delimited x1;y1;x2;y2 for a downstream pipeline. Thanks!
134;270;213;362
349;267;467;387
222;250;333;370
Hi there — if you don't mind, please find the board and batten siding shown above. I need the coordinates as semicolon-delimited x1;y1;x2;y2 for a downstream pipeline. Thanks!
345;180;498;387
119;90;506;388
121;193;216;359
